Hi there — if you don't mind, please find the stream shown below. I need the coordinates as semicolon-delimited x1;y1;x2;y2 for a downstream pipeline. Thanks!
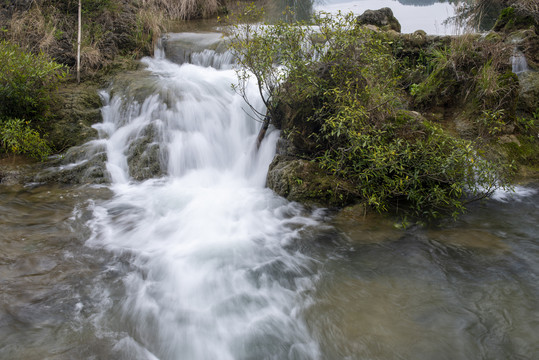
1;1;538;359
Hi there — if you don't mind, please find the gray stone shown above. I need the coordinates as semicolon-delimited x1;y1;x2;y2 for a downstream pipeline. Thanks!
518;71;539;114
357;7;401;33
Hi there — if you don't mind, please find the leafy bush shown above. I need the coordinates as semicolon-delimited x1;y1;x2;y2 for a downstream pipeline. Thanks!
318;109;503;218
0;118;51;160
0;40;66;121
0;40;64;159
230;11;510;218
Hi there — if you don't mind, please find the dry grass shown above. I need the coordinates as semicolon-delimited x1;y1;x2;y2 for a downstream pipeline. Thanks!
135;8;167;54
449;34;516;112
513;0;539;23
81;43;103;71
139;0;219;20
8;6;60;53
134;0;220;54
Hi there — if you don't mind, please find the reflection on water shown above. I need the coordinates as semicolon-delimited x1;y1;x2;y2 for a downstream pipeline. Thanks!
316;0;458;34
317;185;539;359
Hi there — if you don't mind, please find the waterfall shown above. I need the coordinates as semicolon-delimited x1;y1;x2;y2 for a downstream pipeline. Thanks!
511;49;529;75
83;34;323;359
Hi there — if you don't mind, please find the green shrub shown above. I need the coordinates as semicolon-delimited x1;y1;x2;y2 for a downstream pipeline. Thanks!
0;40;64;159
0;118;51;160
318;109;503;218
0;40;66;121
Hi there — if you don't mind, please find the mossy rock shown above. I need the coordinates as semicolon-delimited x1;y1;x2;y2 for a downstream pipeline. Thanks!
266;155;358;207
518;71;539;115
33;143;110;185
497;134;539;177
126;123;164;181
493;7;536;33
44;82;103;152
273;95;322;156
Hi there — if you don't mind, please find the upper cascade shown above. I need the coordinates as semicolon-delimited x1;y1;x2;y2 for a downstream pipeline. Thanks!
156;32;235;69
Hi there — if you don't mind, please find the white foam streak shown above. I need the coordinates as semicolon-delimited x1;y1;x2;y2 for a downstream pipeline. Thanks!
491;185;537;202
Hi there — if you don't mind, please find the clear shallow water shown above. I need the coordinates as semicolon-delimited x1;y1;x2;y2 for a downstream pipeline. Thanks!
1;182;538;359
1;31;538;360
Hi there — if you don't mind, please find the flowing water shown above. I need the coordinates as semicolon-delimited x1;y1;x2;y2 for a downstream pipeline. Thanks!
1;26;539;360
511;49;529;75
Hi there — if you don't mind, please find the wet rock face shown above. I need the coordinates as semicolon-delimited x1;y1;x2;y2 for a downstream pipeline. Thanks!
44;83;103;152
33;143;110;185
357;7;401;33
126;124;164;181
518;71;539;114
266;155;358;208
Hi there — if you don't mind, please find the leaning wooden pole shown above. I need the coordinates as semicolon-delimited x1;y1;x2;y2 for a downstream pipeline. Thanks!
77;0;81;83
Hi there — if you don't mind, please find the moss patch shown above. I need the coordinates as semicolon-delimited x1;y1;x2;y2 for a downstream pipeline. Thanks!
493;7;536;33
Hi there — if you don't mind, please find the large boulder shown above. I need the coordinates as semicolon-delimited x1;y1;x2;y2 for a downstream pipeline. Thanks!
357;7;401;33
266;155;358;208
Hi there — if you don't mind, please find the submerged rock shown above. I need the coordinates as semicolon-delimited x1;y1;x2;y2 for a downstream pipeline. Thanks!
0;155;38;186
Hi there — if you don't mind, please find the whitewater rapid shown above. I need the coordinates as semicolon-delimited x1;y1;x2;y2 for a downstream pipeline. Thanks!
83;35;323;359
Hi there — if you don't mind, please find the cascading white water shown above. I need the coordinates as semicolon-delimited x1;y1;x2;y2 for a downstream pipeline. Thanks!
84;36;323;359
511;49;529;75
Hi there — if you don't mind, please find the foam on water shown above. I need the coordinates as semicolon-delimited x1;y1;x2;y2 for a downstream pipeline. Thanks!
491;185;537;202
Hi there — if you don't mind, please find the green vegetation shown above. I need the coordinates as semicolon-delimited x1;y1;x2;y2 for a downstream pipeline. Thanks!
0;40;66;121
406;34;520;139
0;118;52;161
229;12;511;219
0;40;66;160
410;35;517;109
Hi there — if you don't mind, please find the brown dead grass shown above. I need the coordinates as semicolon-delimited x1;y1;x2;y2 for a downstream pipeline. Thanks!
139;0;220;20
8;6;60;53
